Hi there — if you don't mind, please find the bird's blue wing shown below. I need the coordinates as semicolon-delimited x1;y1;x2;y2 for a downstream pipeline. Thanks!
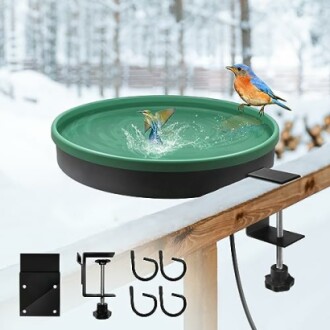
250;76;277;99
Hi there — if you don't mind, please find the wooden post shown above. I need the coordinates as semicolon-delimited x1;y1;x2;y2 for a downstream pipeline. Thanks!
184;243;218;330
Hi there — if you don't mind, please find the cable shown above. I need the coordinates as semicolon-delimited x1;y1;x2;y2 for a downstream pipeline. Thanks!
230;234;257;330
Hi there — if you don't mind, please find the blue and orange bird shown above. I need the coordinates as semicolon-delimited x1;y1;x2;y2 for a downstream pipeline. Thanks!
139;108;175;144
226;64;291;116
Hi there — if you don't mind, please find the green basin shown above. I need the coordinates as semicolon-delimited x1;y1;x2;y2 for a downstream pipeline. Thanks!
51;95;279;198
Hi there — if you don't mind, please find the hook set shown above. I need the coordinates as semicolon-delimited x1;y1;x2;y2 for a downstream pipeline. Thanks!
129;250;187;317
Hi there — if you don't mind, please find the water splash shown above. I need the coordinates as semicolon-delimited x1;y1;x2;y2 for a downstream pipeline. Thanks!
122;116;265;159
122;122;199;159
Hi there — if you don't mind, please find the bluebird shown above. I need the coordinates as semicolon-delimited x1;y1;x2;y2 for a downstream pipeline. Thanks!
139;108;175;144
226;64;291;116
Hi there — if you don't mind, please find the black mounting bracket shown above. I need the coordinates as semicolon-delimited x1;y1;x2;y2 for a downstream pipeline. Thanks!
77;252;116;319
247;167;301;184
247;167;304;292
20;254;60;317
246;217;305;247
77;252;115;298
246;167;304;247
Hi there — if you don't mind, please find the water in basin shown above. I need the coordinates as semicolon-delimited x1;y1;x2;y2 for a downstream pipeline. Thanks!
60;106;272;161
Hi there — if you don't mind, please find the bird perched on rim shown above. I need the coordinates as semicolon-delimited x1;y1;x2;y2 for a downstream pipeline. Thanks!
226;64;291;116
139;108;175;144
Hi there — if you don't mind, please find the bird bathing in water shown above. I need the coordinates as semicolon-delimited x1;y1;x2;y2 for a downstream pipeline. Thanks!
226;64;291;116
139;108;175;144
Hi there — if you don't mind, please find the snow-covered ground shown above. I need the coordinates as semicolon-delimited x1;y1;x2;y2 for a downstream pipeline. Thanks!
0;70;330;329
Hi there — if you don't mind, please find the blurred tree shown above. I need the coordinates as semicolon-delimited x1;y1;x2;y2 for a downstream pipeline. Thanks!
65;0;81;94
73;0;82;96
0;0;5;67
92;0;123;97
95;2;109;97
285;0;312;95
26;0;40;70
113;0;121;97
310;0;330;94
171;0;186;95
293;1;310;95
8;0;17;70
161;0;174;95
239;0;251;66
82;0;92;88
229;0;237;95
36;1;45;72
65;2;73;87
43;0;58;80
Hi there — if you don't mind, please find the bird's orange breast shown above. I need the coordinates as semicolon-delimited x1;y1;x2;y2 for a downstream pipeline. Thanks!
234;76;271;106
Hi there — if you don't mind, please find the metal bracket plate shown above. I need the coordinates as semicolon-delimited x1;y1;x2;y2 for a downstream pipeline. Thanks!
248;167;301;184
246;168;304;247
20;254;60;316
246;218;305;247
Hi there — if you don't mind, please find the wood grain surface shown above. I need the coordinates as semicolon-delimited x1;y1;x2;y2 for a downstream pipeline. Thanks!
184;243;218;330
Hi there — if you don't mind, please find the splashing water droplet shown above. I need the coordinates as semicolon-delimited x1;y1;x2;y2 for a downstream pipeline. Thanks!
122;122;199;159
121;115;267;159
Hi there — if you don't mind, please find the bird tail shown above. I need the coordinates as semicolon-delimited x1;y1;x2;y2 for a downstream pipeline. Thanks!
272;99;291;111
273;94;287;102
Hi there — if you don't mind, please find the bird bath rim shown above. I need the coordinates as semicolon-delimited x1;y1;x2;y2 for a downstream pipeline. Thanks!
51;95;279;173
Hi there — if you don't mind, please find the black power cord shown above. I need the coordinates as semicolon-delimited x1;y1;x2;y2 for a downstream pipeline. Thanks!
230;234;257;330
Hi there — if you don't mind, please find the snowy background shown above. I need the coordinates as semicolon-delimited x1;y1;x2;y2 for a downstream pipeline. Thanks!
0;0;330;329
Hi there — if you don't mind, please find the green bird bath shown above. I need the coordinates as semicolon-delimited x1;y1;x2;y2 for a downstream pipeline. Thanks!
51;95;279;198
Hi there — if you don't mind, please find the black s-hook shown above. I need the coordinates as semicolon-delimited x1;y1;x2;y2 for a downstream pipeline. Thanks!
129;286;157;317
159;286;187;317
159;251;187;281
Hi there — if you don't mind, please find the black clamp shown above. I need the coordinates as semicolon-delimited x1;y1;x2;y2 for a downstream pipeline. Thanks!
20;254;60;316
77;252;116;319
247;168;305;292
